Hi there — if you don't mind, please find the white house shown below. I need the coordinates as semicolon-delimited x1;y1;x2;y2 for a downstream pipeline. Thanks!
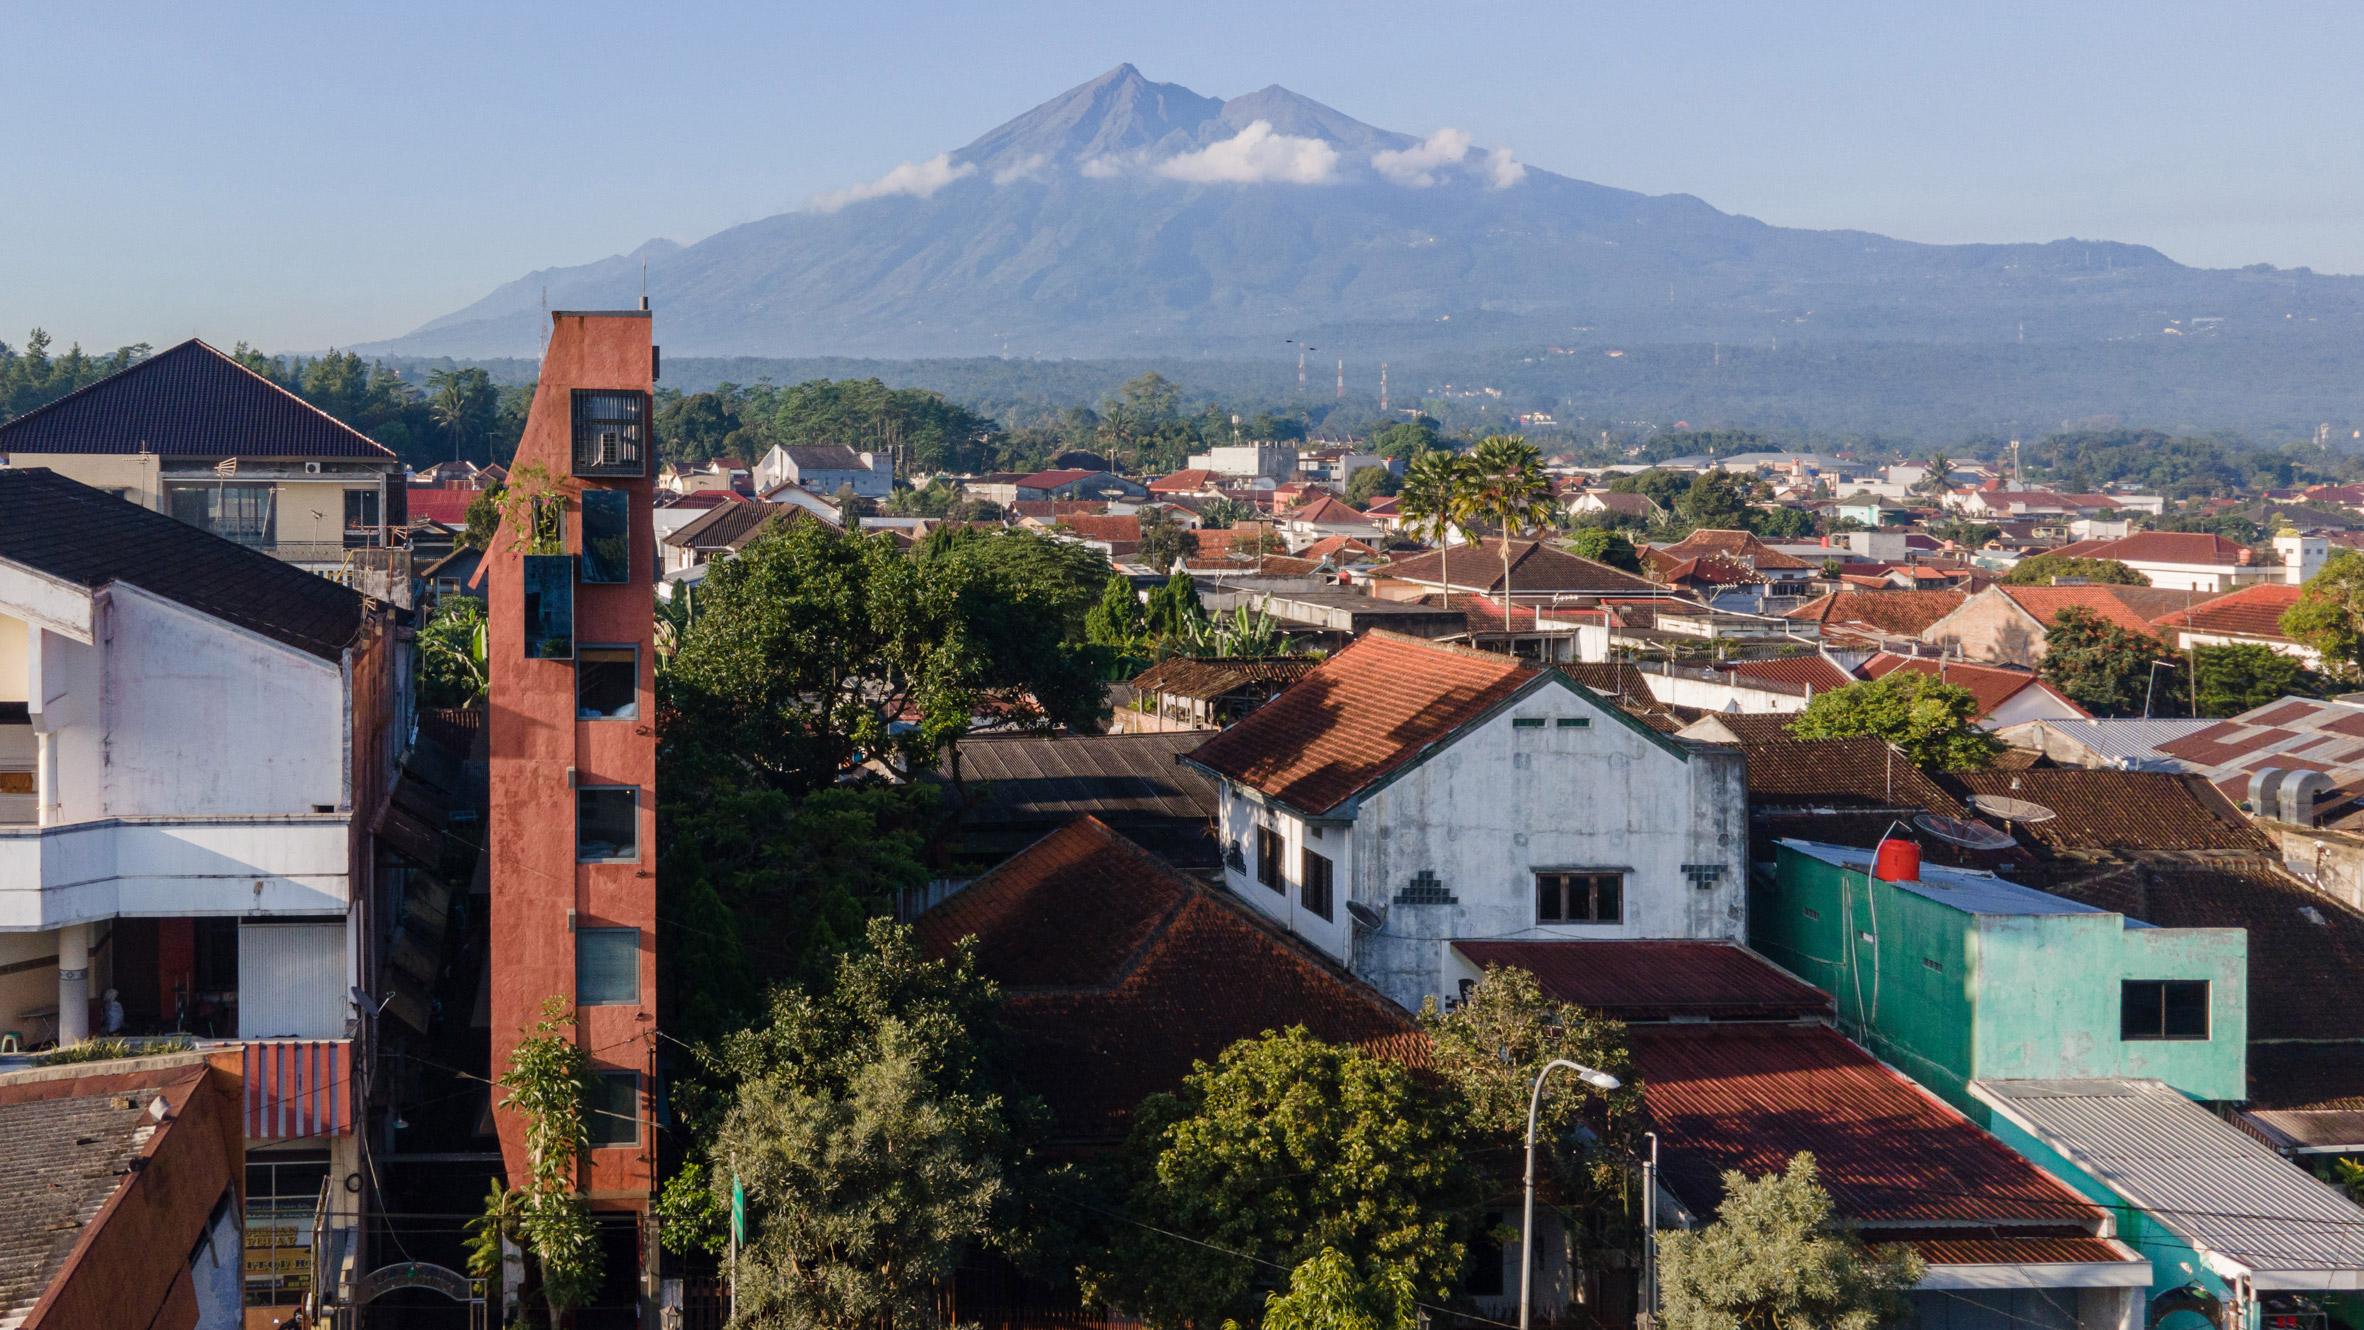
1186;442;1298;481
1185;631;1748;1013
0;468;410;1047
752;444;891;500
2045;531;2277;593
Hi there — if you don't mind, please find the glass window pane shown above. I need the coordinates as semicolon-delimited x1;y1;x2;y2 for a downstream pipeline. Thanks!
2121;981;2161;1039
1592;875;1622;923
577;787;638;861
523;554;575;659
1537;875;1563;921
585;1070;639;1145
577;928;640;1005
579;489;631;584
578;648;638;720
2163;981;2208;1038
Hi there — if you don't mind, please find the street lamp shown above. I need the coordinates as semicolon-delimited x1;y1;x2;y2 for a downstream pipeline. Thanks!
1520;1058;1622;1330
2144;658;2178;718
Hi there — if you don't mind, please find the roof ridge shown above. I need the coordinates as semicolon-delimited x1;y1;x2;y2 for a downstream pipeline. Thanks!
0;338;396;459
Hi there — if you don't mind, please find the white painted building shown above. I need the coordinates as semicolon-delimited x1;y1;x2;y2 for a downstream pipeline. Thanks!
1186;632;1747;1013
0;469;407;1047
752;444;891;499
1186;442;1299;481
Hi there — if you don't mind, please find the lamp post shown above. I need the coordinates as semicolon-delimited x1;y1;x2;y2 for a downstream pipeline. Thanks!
1520;1059;1623;1330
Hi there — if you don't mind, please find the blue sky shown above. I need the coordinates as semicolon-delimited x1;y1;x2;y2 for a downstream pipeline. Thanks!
7;0;2361;352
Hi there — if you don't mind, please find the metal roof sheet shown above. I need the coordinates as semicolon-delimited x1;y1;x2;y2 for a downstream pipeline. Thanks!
1972;1078;2364;1286
1778;840;2111;917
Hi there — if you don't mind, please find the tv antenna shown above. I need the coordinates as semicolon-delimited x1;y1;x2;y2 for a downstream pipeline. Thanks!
1286;339;1317;391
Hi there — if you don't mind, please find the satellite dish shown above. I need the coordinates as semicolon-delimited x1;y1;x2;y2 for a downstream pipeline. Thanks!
1968;793;2057;824
1346;900;1388;932
1914;814;2017;850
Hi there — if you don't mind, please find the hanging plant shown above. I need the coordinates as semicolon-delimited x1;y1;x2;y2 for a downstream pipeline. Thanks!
489;462;569;556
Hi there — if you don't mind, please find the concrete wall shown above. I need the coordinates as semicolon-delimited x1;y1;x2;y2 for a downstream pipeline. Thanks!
2259;819;2364;917
1924;589;2046;668
1752;848;2247;1110
5;454;162;508
100;585;345;817
1220;677;1748;1012
1640;670;1810;715
0;611;26;702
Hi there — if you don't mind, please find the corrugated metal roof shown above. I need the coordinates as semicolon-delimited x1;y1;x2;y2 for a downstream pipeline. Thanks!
1634;1024;2097;1226
1973;1078;2364;1285
1779;840;2110;917
1452;940;1831;1022
2025;717;2218;765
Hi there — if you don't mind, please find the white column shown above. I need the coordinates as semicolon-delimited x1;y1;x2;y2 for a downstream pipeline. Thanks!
56;924;89;1045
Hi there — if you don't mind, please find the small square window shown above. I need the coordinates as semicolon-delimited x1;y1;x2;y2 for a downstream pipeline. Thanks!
577;787;638;862
577;927;640;1005
578;648;638;720
1300;848;1334;921
1536;872;1623;924
585;1070;640;1146
2122;980;2209;1040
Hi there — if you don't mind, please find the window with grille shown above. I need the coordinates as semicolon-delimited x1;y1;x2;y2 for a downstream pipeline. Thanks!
1256;825;1282;891
2122;980;2208;1040
1301;848;1334;921
1536;871;1623;924
571;390;649;477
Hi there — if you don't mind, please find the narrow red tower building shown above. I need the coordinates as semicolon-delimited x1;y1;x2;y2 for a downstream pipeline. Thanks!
487;309;661;1305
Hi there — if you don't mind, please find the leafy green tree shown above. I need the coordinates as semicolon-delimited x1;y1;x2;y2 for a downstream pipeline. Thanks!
1398;450;1476;604
1196;497;1258;530
2283;550;2364;680
654;387;752;468
1367;417;1444;463
1085;574;1148;652
1120;371;1182;423
1137;506;1194;570
694;921;1042;1330
662;523;1105;796
1913;454;1955;496
2001;555;2149;586
2189;644;2323;717
1658;1154;1923;1330
0;330;150;421
1678;470;1755;531
1259;1248;1419;1330
2039;606;2181;717
1420;966;1639;1265
1084;1028;1477;1330
1144;570;1204;640
1464;435;1555;603
468;999;602;1325
1570;527;1642;572
427;366;499;465
1347;463;1401;504
1748;504;1817;540
417;596;487;706
748;378;1001;474
1788;671;2001;770
1606;468;1694;510
462;486;503;550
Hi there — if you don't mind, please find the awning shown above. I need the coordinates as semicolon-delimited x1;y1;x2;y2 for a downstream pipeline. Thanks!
243;1040;353;1140
1911;1237;2152;1290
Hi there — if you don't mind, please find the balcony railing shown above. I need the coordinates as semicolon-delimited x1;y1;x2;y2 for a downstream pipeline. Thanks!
0;814;350;929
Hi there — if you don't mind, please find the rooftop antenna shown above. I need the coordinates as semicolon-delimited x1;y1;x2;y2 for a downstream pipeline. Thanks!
1380;362;1389;412
1337;357;1344;399
541;285;549;352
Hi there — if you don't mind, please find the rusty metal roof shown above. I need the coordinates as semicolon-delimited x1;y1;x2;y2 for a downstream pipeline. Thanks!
1452;940;1830;1022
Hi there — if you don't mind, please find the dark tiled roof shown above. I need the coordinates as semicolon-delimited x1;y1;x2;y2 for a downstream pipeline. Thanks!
1382;538;1661;595
1633;1023;2096;1225
1058;514;1141;542
1713;727;1966;815
930;733;1218;828
0;469;365;661
1129;657;1318;702
1185;630;1545;813
1944;771;2267;853
1453;940;1831;1021
1656;529;1813;570
662;500;833;550
2077;531;2249;566
916;818;1423;1141
0;339;393;458
1786;590;1967;643
1862;654;2086;721
2247;1045;2364;1113
1723;655;1857;692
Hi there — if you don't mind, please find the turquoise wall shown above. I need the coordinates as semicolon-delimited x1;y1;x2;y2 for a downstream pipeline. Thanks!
1751;847;2247;1108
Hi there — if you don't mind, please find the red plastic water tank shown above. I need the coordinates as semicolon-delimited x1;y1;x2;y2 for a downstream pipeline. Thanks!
1873;838;1921;883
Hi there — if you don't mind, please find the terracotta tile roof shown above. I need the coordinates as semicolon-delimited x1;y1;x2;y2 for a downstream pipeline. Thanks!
665;489;748;509
1722;655;1858;692
1011;500;1107;519
1786;590;1968;637
1148;469;1218;492
1633;1024;2098;1225
1945;770;2265;852
1015;468;1100;489
1290;496;1371;525
1999;586;2176;638
1650;552;1767;587
1382;537;1661;595
1697;723;1966;814
1058;514;1141;542
662;499;836;550
2150;581;2303;640
0;468;367;661
1453;940;1831;1021
1573;491;1661;517
1298;535;1381;560
1129;656;1319;702
1656;529;1813;570
0;339;394;458
1185;630;1546;813
916;818;1424;1141
1861;654;2086;721
2075;531;2250;566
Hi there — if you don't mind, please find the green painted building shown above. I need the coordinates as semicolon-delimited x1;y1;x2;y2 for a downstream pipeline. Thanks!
1751;840;2247;1112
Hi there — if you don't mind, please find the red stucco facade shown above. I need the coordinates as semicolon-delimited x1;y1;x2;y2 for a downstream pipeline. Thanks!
487;313;660;1237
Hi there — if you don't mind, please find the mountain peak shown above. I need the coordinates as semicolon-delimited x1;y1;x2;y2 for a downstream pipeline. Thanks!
959;64;1223;174
1219;85;1412;154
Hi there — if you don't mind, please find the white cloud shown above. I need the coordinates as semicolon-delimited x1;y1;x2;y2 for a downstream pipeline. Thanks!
1156;121;1339;185
1482;144;1526;189
807;153;976;212
1079;151;1143;179
992;153;1050;185
1372;128;1473;187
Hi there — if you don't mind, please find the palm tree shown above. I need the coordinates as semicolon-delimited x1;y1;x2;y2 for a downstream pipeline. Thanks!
1464;435;1554;618
1398;449;1475;607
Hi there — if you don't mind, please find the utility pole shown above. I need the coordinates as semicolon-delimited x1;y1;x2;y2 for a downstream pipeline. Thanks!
1380;362;1388;412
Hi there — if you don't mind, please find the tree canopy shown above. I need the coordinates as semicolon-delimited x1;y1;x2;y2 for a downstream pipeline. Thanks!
1658;1154;1924;1330
1787;671;2002;770
2000;554;2149;586
2190;643;2324;717
2038;606;2181;717
2283;550;2364;681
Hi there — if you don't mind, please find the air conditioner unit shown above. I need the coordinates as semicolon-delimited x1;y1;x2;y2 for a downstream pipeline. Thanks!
304;461;322;475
